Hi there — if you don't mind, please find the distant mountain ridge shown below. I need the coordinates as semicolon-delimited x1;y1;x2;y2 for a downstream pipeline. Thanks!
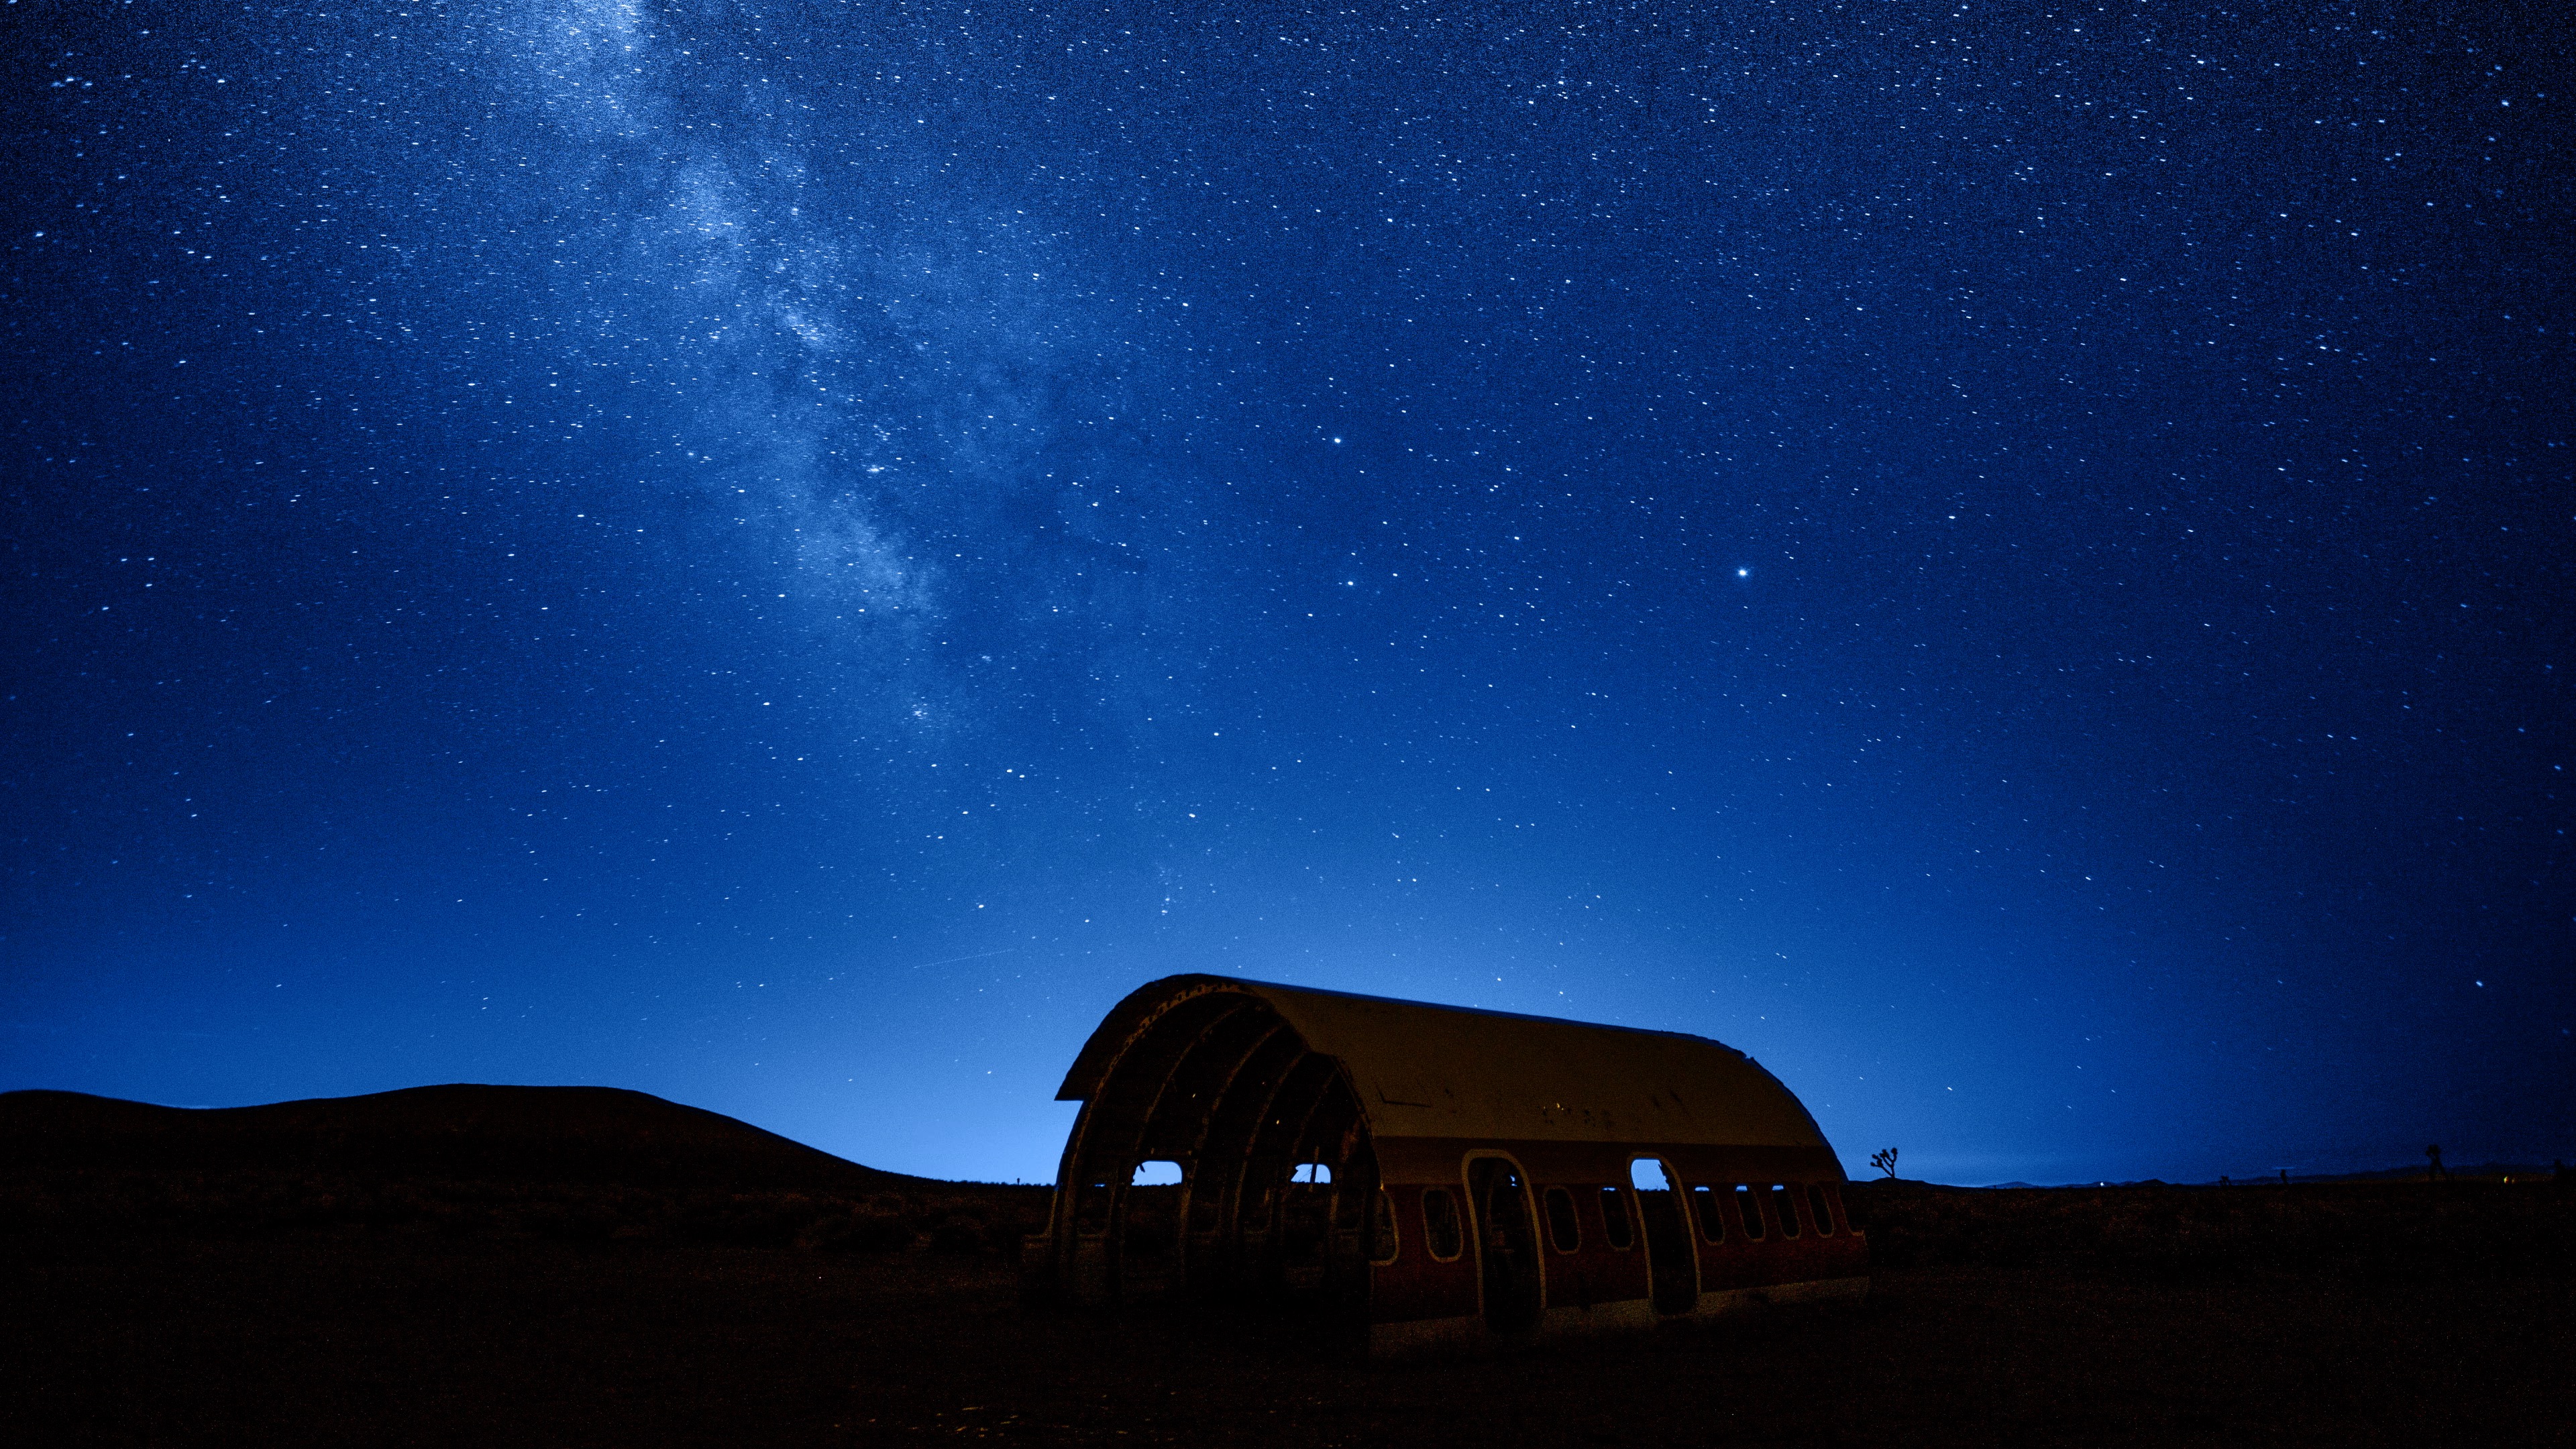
1942;1165;2561;1189
2273;1163;2559;1185
0;1085;928;1191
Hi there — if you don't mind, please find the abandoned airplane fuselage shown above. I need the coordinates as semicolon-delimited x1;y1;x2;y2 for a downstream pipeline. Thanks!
1028;975;1867;1354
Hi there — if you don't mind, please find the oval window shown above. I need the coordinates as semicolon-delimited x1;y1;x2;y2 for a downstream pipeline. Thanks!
1421;1187;1465;1261
1769;1183;1803;1238
1809;1183;1837;1236
1542;1185;1582;1252
1732;1183;1765;1240
1369;1189;1401;1265
1598;1185;1635;1250
1691;1183;1725;1242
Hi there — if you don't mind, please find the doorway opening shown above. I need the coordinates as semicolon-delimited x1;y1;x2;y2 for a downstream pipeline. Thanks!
1467;1158;1544;1334
1629;1159;1699;1315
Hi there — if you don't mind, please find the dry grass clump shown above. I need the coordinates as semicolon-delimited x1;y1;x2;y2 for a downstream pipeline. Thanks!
0;1167;1051;1260
28;1153;2563;1287
1842;1179;2573;1279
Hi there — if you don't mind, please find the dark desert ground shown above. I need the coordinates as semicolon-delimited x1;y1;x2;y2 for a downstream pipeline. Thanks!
5;1086;2566;1448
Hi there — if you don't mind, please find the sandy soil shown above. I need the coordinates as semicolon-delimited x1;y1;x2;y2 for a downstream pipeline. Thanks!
7;1214;2566;1447
5;1094;2562;1445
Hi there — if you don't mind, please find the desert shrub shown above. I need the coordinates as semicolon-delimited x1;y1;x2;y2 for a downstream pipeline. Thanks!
1839;1180;2575;1281
674;1193;828;1248
0;1183;76;1237
799;1209;915;1254
928;1218;991;1255
926;1212;995;1256
519;1199;619;1242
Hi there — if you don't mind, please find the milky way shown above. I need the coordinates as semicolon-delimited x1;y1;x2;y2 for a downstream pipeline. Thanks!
7;1;2566;1181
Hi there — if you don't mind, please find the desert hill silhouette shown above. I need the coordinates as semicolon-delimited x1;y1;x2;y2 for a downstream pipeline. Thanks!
5;1090;2568;1446
0;1084;930;1191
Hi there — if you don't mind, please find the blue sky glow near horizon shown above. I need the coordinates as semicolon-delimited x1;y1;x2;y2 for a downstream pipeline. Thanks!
5;0;2569;1185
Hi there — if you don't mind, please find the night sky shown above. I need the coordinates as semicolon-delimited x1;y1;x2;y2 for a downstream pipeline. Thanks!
6;1;2567;1185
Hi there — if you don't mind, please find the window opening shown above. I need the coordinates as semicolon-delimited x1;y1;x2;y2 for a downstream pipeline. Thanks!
1121;1165;1185;1281
1421;1187;1465;1261
1076;1179;1116;1234
1733;1183;1765;1240
1369;1188;1401;1265
1691;1183;1725;1242
1770;1183;1802;1238
1277;1159;1336;1279
1809;1183;1837;1235
1598;1185;1635;1250
1542;1185;1582;1252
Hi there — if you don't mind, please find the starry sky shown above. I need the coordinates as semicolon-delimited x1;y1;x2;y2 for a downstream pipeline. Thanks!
5;1;2567;1185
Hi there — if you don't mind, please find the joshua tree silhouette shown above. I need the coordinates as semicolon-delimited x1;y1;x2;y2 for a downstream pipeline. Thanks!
2425;1144;2446;1182
1868;1147;1899;1180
